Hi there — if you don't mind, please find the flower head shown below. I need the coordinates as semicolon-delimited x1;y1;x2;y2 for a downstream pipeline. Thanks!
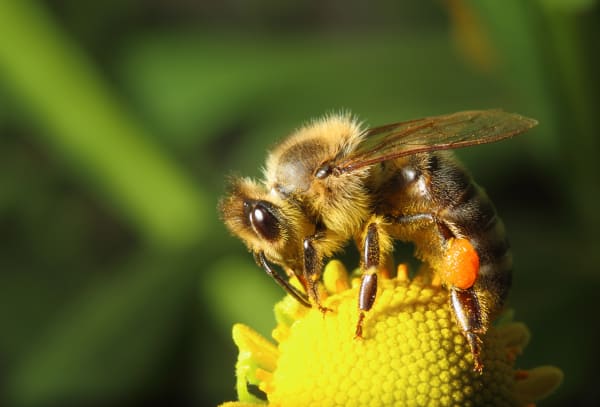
220;261;562;407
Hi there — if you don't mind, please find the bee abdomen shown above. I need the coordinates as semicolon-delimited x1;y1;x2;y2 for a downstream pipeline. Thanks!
444;190;512;308
429;153;512;304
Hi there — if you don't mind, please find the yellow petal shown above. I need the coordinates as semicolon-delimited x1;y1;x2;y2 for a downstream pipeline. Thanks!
515;366;564;404
232;324;278;403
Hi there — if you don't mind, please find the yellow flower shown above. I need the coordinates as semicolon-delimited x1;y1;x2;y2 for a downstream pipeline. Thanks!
219;261;562;407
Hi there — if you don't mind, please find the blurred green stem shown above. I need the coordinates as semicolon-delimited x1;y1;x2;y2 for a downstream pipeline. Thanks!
469;0;600;234
0;1;208;248
538;5;600;234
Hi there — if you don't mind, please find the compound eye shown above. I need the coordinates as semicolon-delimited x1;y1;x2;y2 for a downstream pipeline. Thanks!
249;202;280;241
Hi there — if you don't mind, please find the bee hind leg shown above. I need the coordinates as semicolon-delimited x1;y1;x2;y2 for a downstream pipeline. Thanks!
450;287;485;373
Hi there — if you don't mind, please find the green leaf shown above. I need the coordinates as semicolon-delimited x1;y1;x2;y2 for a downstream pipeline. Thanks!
0;1;208;248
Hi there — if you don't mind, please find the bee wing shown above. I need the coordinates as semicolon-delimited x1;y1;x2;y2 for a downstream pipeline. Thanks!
333;110;537;174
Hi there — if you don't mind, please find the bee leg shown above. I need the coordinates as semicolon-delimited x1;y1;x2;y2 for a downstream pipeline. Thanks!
302;237;331;313
254;252;311;308
450;287;485;373
393;212;436;226
355;222;383;338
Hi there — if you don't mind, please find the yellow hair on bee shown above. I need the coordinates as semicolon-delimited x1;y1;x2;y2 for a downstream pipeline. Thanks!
263;113;372;240
264;112;365;176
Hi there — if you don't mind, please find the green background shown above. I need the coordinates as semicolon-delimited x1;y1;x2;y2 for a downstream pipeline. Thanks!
0;1;598;406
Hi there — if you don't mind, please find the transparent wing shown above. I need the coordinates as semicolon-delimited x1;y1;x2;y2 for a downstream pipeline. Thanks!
332;110;537;174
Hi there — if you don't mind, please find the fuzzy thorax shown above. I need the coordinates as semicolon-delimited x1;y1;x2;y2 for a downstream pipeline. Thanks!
263;113;372;240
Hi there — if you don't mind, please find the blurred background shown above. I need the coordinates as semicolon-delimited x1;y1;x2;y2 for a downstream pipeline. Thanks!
0;0;598;406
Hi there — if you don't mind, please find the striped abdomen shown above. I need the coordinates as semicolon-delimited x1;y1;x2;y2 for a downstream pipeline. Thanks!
426;152;512;310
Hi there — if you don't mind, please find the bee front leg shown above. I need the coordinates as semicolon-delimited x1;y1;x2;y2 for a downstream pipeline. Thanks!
302;236;331;313
254;252;311;308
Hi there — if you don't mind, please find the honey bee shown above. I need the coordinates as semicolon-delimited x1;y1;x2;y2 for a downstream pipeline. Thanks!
219;110;537;372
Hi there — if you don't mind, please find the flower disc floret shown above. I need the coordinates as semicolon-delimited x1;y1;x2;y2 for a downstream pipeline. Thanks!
221;260;562;407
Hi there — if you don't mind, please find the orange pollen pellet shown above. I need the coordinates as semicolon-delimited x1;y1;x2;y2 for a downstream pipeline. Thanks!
441;237;480;289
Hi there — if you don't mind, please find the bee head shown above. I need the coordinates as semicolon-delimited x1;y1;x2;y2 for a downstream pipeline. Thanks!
218;177;309;267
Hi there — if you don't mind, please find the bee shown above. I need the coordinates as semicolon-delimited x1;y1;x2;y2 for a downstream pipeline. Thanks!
219;110;537;372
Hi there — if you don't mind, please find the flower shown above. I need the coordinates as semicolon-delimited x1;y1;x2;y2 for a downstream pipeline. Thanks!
219;260;563;407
